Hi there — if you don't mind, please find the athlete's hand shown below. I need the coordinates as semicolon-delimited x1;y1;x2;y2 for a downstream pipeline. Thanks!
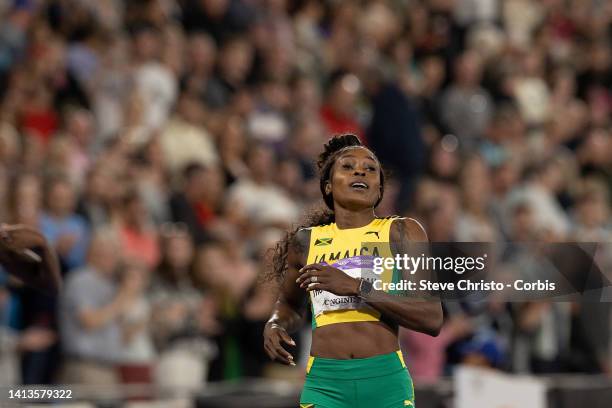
0;224;44;263
263;322;296;366
0;224;61;294
297;263;360;296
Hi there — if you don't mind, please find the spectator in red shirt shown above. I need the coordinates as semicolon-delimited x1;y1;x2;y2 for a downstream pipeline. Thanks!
116;189;160;270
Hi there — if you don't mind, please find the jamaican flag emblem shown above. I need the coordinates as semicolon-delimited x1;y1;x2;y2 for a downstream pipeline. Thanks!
314;238;333;246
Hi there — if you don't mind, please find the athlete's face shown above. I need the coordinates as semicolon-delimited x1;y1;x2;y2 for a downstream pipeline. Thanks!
328;147;382;210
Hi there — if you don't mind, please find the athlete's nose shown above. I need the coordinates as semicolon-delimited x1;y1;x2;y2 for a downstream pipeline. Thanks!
354;169;366;176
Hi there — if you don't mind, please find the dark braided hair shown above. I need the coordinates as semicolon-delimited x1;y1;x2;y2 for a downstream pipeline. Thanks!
264;134;385;283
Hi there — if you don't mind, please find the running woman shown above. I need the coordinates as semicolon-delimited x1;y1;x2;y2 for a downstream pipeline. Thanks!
264;134;443;408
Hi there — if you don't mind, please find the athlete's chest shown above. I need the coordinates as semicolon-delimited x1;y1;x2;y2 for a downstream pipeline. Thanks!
306;228;392;265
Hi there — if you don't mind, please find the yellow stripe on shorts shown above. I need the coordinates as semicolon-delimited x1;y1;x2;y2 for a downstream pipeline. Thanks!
396;350;407;368
404;400;413;406
300;404;314;408
306;356;315;374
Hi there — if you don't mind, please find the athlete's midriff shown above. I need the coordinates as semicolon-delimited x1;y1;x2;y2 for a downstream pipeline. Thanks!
310;321;398;359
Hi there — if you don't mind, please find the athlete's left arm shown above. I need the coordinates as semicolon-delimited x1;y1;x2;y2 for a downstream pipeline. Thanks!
362;218;443;336
297;218;443;336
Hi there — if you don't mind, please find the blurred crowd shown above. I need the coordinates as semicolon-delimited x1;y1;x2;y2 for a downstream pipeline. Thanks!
0;0;610;391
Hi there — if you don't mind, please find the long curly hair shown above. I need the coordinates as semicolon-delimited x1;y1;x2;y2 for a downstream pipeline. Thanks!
265;134;385;283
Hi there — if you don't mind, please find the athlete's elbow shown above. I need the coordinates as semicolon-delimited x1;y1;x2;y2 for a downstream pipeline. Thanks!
423;309;443;337
426;319;442;337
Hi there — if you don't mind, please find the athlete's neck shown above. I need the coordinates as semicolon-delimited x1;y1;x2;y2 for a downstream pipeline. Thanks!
333;206;376;230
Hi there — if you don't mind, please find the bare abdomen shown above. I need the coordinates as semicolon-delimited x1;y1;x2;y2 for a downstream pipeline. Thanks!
310;321;399;359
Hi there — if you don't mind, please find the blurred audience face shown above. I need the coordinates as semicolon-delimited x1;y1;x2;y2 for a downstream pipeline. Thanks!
85;167;111;202
260;80;291;111
247;144;274;183
551;68;576;101
421;55;445;93
579;128;610;168
177;93;206;124
46;179;76;217
429;141;460;180
184;165;208;201
488;106;525;142
510;204;534;241
46;138;74;170
538;161;565;193
162;24;186;74
188;33;217;74
292;118;324;158
460;156;491;213
424;186;459;241
40;37;67;77
202;165;225;206
162;228;194;272
194;243;228;289
327;73;361;115
590;41;611;73
87;230;121;276
219;116;247;158
293;76;322;114
21;136;45;173
0;125;20;165
276;159;303;196
492;161;519;196
201;0;229;18
184;164;224;205
455;51;483;87
66;109;94;148
122;259;150;291
575;191;608;228
133;28;161;62
12;174;41;225
122;191;148;227
219;38;254;84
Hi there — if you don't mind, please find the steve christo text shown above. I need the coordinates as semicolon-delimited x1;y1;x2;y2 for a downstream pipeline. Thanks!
373;278;557;292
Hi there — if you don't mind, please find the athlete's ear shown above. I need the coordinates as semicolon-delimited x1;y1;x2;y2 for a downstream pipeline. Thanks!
325;182;332;195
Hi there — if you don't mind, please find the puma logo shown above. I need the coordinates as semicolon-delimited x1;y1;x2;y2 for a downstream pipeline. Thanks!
365;231;379;239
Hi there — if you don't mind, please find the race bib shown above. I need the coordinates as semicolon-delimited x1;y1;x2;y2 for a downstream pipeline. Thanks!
310;255;380;317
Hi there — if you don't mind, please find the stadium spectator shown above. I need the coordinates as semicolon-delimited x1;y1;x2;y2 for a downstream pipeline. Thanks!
169;162;224;245
116;260;155;387
39;176;90;272
227;143;298;228
116;189;160;269
58;229;135;385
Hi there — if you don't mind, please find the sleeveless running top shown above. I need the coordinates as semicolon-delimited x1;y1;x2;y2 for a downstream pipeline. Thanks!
303;216;404;329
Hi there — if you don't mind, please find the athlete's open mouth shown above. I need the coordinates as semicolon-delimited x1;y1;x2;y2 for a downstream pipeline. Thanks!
350;181;369;190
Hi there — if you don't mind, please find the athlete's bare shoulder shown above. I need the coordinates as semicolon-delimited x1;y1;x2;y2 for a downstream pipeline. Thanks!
390;217;428;254
294;227;312;250
288;227;312;267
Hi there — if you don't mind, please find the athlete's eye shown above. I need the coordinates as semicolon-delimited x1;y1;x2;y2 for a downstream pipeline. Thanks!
367;166;377;172
342;163;353;170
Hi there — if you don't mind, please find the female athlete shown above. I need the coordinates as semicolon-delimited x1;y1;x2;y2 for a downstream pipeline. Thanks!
264;134;443;408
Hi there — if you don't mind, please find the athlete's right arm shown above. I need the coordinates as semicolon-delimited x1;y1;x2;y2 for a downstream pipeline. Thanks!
263;228;310;366
0;224;62;295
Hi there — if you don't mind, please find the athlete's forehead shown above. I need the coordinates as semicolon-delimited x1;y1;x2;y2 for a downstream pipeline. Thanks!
335;146;379;163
